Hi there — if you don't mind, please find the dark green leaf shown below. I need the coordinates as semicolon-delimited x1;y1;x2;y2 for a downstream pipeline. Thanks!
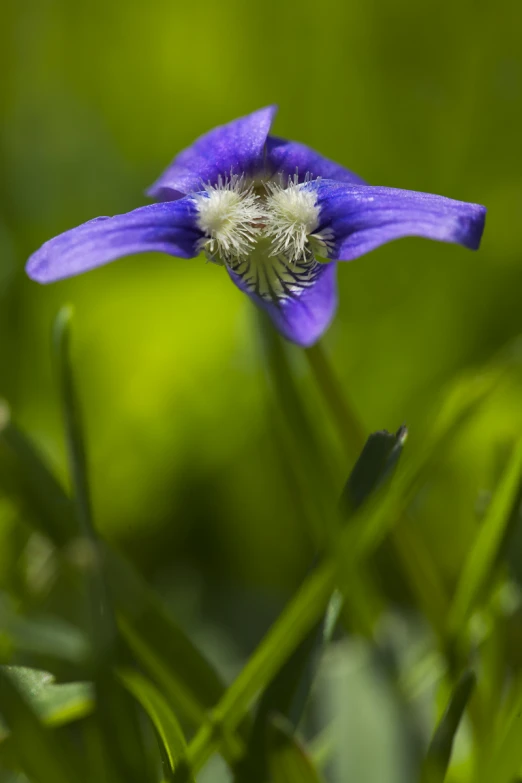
266;715;324;783
421;670;476;783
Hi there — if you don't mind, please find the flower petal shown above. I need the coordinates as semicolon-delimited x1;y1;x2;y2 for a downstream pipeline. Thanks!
266;136;366;185
228;256;338;347
147;106;278;201
26;200;201;283
309;181;486;259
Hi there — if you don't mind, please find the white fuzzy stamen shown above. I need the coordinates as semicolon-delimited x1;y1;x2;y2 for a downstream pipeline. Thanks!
192;171;329;304
193;175;264;263
264;175;321;263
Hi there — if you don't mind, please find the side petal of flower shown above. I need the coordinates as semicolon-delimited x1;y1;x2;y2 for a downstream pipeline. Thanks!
266;137;366;185
147;106;278;201
227;260;338;347
310;181;486;259
26;200;201;283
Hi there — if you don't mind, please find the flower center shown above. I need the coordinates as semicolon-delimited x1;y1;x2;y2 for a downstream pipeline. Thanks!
192;173;330;297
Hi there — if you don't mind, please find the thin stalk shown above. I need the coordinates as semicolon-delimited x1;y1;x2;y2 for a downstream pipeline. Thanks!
305;341;366;462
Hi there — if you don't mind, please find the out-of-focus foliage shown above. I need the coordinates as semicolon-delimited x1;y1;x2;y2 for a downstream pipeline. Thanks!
1;0;522;781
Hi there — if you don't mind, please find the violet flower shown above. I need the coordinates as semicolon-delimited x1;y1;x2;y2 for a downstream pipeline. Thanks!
26;107;486;347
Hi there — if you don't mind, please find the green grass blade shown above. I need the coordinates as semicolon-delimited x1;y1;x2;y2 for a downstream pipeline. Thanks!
118;668;195;781
0;666;81;783
108;548;228;728
266;716;324;783
53;307;153;783
236;427;407;783
477;674;522;783
53;305;117;660
0;401;75;548
447;437;522;636
185;560;336;774
0;407;231;724
421;670;476;783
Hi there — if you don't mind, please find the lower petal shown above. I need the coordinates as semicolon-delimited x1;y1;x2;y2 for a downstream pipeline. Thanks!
228;255;338;347
26;200;201;283
309;181;486;259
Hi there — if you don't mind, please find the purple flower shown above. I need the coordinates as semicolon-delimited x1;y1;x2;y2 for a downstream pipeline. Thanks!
26;107;486;347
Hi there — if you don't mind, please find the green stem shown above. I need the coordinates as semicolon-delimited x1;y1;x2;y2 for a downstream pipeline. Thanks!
305;341;366;461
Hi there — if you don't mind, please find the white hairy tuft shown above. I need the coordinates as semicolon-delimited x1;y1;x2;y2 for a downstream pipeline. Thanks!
264;175;321;262
193;175;264;263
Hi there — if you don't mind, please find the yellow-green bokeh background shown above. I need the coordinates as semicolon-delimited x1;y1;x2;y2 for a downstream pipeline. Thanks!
1;0;522;600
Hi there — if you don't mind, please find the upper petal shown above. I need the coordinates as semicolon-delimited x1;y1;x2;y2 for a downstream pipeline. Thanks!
228;256;338;347
266;136;366;185
147;106;278;201
309;181;486;259
26;199;201;283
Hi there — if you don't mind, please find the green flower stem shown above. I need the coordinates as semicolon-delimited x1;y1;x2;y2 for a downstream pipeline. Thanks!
305;341;366;462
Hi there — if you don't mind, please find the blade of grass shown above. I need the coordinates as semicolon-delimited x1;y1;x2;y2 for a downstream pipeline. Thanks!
420;670;476;783
0;401;74;548
118;668;195;781
447;436;522;637
185;559;337;775
53;306;117;661
108;549;228;728
236;427;407;783
53;306;152;783
476;673;522;783
0;391;232;731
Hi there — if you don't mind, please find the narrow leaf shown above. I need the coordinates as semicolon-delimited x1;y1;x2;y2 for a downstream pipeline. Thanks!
110;549;228;728
341;426;408;513
118;668;194;781
186;560;336;774
477;674;522;783
0;401;74;547
421;670;476;783
53;306;151;783
448;437;522;635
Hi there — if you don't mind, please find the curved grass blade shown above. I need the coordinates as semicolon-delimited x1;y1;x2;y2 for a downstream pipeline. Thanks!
108;549;227;728
421;670;476;783
447;437;522;637
118;668;195;782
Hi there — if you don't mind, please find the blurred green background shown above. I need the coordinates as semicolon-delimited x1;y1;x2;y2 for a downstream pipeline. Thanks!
1;0;522;778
